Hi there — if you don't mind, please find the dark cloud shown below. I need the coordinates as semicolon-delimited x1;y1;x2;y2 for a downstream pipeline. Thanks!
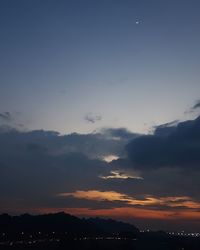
185;100;200;114
0;111;25;131
0;128;133;210
0;128;129;159
1;122;200;231
192;100;200;110
0;112;12;122
126;116;200;169
84;113;102;123
153;120;179;137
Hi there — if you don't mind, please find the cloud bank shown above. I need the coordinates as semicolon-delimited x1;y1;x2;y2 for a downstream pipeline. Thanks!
126;116;200;169
1;116;200;230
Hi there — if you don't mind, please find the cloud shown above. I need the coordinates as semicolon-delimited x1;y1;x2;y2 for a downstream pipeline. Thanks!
99;170;143;180
58;190;128;202
126;115;200;169
153;120;179;137
185;100;200;114
84;113;102;123
101;128;139;140
0;111;25;131
0;128;133;213
102;155;119;163
192;100;200;110
57;190;200;210
1;121;200;230
0;112;12;122
0;128;129;159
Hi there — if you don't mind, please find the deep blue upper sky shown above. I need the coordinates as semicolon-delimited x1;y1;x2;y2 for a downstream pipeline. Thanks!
1;0;200;133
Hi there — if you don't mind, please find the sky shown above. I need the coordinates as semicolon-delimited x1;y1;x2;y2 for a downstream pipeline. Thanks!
1;0;200;231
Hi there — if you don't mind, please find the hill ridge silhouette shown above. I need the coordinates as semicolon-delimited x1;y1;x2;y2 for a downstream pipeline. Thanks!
0;212;139;234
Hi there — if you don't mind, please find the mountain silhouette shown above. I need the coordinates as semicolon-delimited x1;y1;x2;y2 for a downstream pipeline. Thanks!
0;212;139;235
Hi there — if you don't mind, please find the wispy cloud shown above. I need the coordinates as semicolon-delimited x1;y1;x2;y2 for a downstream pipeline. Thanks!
192;100;200;110
84;113;102;123
99;170;143;180
0;112;12;122
185;100;200;114
57;190;200;209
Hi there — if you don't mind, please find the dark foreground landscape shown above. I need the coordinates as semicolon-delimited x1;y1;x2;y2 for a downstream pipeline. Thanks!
0;213;200;250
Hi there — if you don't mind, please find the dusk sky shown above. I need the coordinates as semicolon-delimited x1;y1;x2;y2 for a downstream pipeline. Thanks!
1;0;200;231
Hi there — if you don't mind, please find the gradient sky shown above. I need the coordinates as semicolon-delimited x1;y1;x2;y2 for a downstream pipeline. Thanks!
1;0;200;232
1;0;200;133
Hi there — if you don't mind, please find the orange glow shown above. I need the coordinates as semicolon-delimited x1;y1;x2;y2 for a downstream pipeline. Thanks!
57;190;200;209
36;206;200;220
58;190;132;202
